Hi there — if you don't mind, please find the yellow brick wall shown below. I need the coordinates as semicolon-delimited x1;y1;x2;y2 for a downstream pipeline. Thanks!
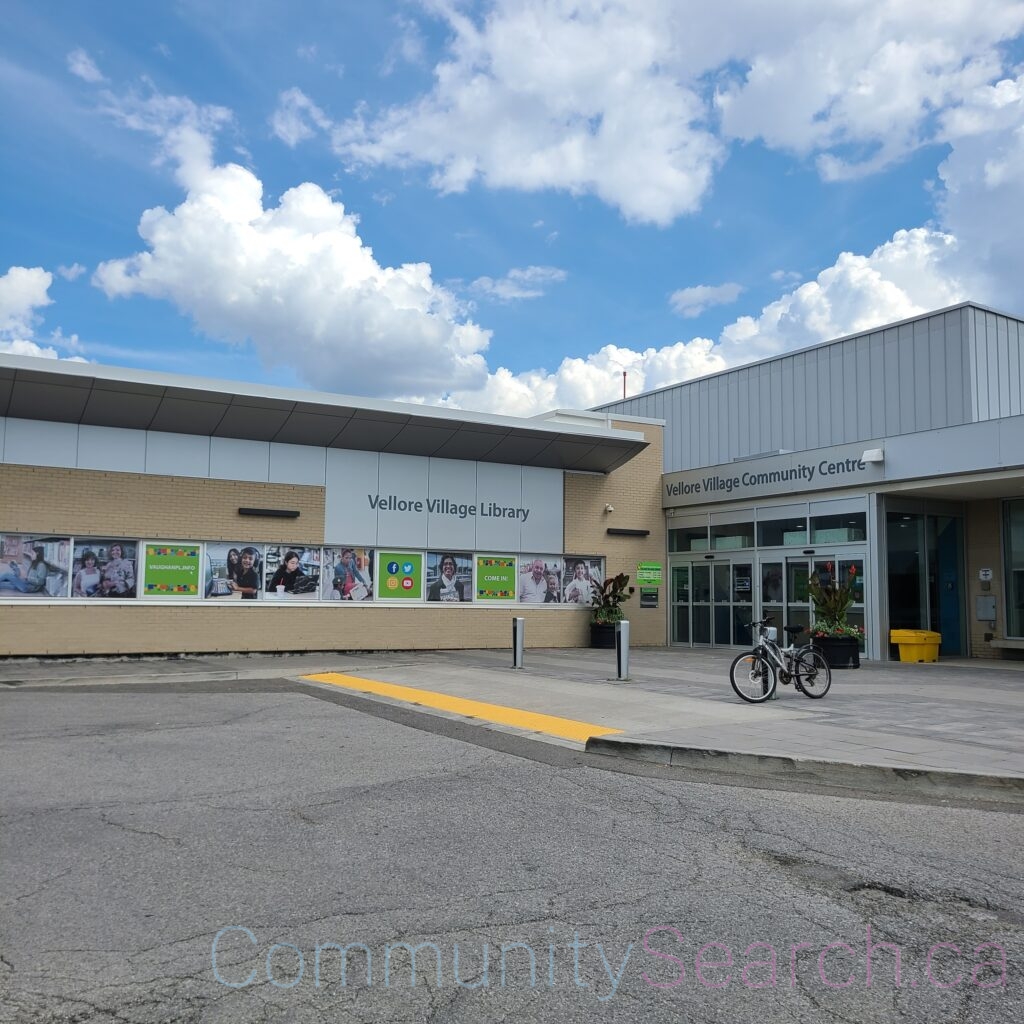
564;419;667;646
965;499;1003;659
0;604;591;656
0;464;324;542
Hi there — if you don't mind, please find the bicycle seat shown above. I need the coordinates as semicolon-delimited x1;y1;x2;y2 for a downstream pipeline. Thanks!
783;625;805;636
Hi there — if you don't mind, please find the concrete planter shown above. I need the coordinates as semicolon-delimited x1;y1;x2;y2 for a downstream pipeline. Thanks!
815;635;861;669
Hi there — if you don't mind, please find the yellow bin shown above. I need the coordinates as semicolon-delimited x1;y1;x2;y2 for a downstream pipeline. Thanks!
890;629;941;663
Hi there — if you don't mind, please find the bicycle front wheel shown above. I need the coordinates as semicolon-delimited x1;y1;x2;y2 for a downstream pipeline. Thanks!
730;651;777;703
796;647;832;698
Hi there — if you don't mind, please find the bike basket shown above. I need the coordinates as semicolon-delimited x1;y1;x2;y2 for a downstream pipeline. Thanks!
763;626;777;641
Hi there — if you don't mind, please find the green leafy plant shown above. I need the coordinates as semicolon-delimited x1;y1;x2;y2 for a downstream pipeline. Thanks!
590;572;632;625
808;562;864;639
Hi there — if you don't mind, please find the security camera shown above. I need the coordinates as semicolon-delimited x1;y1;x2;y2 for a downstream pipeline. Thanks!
604;504;615;513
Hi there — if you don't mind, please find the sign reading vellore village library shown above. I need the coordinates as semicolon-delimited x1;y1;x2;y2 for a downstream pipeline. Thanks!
368;494;532;522
662;443;884;508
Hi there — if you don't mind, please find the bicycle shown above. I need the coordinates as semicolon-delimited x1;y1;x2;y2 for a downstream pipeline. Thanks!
729;617;832;703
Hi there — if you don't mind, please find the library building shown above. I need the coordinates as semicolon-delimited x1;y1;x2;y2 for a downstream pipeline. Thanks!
0;352;664;657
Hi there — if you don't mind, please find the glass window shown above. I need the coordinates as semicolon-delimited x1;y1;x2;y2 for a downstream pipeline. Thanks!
710;521;753;550
1005;500;1024;638
670;525;709;552
810;511;866;544
758;514;808;547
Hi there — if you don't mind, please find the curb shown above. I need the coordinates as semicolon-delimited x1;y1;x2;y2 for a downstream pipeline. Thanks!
584;735;1024;805
0;667;344;688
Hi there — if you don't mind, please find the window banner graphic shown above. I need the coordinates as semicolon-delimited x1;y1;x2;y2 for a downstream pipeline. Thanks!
204;543;263;600
143;544;201;597
426;551;473;602
0;533;71;598
264;546;321;600
376;551;423;600
72;539;137;598
518;554;563;604
323;547;374;602
563;557;604;605
475;556;517;601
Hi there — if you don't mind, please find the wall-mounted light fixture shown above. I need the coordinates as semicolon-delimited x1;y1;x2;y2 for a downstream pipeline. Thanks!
604;504;615;513
238;507;301;519
861;448;885;464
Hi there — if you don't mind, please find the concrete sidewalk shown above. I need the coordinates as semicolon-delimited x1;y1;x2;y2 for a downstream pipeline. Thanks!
3;646;1023;800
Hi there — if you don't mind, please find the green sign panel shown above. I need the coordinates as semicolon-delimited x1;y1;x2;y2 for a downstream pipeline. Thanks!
475;555;517;601
377;551;424;600
143;544;201;597
636;561;663;585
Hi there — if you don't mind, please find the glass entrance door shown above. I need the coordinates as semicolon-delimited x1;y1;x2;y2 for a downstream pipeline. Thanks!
671;559;753;646
758;552;865;651
756;557;811;643
886;512;963;654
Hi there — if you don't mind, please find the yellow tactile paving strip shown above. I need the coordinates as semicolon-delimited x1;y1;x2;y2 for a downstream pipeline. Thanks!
304;672;623;743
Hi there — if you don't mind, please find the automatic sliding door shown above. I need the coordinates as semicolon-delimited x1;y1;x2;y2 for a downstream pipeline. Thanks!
671;565;690;644
673;559;753;647
692;564;711;644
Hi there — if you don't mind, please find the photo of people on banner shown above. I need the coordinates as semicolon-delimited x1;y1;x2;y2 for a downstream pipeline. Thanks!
264;546;321;599
518;554;563;604
324;547;374;601
426;551;472;602
204;543;263;599
71;539;137;598
0;534;70;598
562;557;604;605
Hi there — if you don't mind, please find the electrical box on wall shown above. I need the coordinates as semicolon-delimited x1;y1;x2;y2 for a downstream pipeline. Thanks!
975;595;997;621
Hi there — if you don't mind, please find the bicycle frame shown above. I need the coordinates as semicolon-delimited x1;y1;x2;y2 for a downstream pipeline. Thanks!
753;625;800;681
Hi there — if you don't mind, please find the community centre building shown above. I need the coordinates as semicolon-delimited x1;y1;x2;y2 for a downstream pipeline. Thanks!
0;354;664;656
597;301;1024;662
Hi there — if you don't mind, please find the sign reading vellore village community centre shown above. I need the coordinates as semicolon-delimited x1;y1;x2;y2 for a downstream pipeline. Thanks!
662;443;884;508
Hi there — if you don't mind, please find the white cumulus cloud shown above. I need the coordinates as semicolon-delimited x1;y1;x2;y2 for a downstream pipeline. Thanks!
313;0;1024;221
670;282;744;318
0;266;63;358
471;265;567;301
93;93;491;397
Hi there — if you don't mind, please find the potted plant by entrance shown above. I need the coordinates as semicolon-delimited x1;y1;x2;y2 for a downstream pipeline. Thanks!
807;561;863;669
589;572;631;648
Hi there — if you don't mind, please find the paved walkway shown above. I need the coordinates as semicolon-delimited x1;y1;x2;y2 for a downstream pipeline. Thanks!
3;647;1023;798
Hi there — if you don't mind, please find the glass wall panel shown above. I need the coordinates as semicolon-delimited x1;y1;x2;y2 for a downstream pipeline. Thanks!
1004;500;1024;638
672;565;690;643
691;564;712;643
758;514;808;547
670;525;709;553
887;512;927;630
732;562;753;646
810;511;866;543
710;521;754;550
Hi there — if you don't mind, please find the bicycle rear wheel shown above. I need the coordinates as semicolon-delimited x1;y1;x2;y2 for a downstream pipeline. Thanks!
730;651;777;703
796;647;832;698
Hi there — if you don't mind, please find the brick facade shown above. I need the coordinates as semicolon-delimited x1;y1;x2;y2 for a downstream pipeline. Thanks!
0;420;668;656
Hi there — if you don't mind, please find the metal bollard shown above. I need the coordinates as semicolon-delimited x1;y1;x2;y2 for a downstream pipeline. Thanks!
512;616;525;669
615;619;630;680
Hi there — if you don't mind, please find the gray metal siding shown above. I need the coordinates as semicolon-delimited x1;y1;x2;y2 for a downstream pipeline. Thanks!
601;304;1024;472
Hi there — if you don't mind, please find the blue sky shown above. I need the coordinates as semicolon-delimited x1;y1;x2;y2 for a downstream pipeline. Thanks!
2;0;1023;414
